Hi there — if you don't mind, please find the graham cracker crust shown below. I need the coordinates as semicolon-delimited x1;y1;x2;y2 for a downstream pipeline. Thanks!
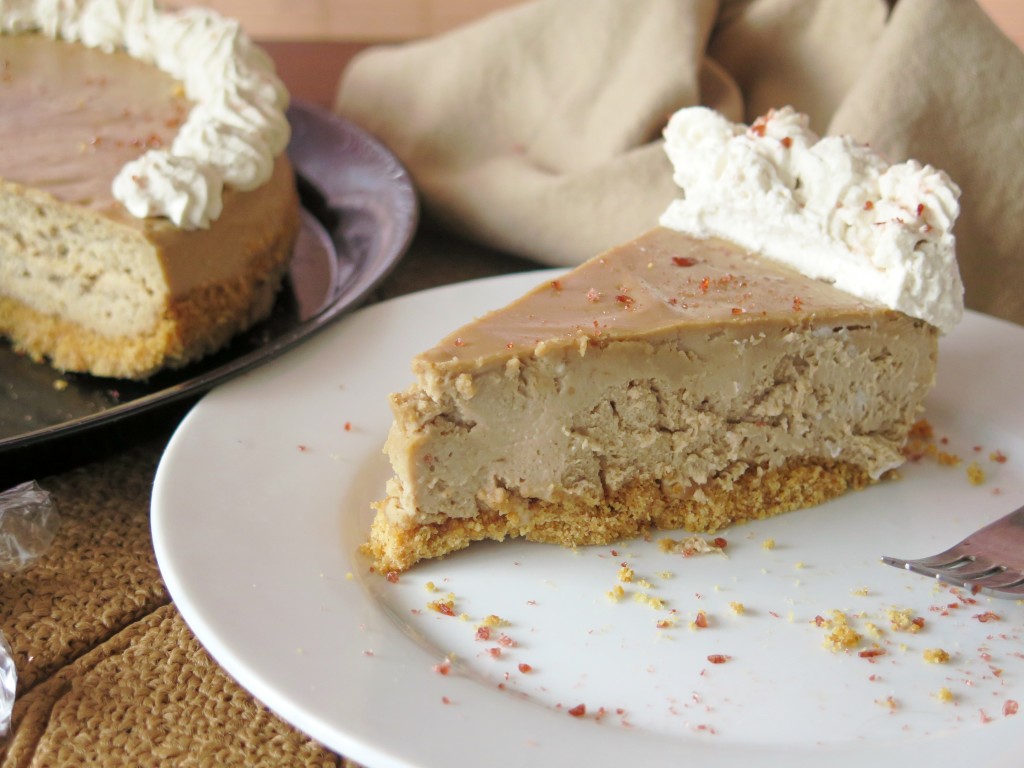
365;458;872;573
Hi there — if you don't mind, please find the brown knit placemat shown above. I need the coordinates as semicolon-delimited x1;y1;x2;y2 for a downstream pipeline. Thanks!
1;440;168;693
0;440;353;767
4;606;343;767
0;239;533;767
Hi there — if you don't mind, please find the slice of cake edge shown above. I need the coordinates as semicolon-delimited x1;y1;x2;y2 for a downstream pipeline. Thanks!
365;226;939;573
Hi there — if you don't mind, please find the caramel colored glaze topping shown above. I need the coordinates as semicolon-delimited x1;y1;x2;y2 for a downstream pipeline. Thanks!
418;227;887;371
0;35;190;214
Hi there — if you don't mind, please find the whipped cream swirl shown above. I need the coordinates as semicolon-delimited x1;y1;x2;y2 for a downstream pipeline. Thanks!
1;0;289;229
659;106;964;333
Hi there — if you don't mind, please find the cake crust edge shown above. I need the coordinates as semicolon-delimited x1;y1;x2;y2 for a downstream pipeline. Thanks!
364;457;872;573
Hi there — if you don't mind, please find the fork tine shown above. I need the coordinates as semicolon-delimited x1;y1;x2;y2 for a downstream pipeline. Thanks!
905;552;972;569
962;568;1024;591
883;503;1024;599
935;569;1024;598
986;581;1024;597
879;553;979;573
880;544;971;570
892;553;1000;581
929;560;1003;581
883;559;1024;597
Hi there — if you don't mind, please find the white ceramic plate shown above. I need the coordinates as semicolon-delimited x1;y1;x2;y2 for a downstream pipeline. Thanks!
152;271;1024;768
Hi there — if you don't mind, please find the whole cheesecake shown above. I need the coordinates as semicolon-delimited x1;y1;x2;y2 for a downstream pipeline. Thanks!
366;107;963;573
0;3;299;379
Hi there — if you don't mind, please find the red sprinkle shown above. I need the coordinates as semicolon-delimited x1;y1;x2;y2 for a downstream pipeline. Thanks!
568;704;587;717
385;571;400;584
859;648;886;659
475;627;491;641
707;654;730;664
518;663;533;673
432;601;455;617
974;611;1001;623
1005;700;1019;716
672;256;697;267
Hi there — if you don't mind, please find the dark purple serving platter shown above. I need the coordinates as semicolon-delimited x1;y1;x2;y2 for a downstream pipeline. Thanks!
0;101;418;459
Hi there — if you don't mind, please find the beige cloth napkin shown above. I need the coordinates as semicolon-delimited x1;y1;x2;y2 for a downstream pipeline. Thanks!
336;0;1024;325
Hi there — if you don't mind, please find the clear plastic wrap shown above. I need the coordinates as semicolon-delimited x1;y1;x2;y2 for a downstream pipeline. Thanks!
1;480;60;736
0;481;60;572
0;630;14;737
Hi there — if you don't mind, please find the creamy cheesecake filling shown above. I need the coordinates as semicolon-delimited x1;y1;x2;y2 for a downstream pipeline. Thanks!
0;35;181;336
0;30;299;310
0;182;165;336
369;229;938;570
386;311;934;529
0;15;299;377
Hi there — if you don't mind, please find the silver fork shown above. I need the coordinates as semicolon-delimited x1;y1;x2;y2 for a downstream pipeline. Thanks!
881;503;1024;598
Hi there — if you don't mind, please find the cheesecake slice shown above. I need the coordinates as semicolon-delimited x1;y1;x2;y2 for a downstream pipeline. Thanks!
369;228;938;572
367;106;961;573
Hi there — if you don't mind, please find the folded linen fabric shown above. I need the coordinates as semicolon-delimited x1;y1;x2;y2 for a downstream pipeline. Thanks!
336;0;1024;324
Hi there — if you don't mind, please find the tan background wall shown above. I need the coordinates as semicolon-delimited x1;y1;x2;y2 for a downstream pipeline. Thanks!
173;0;1023;48
168;0;1024;108
170;0;524;41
